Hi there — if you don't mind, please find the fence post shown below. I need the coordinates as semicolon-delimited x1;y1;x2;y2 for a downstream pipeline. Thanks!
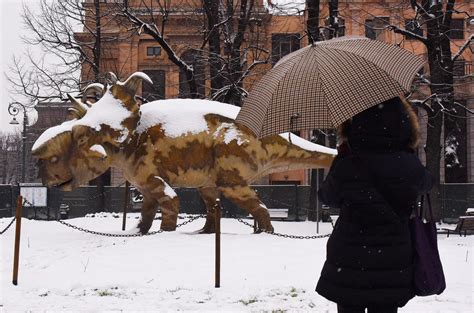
215;198;221;288
12;195;23;285
122;181;130;231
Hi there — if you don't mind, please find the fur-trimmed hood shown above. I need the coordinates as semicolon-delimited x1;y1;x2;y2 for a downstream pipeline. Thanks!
337;97;420;153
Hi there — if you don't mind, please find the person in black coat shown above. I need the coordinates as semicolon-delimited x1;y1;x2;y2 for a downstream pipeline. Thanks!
315;97;433;313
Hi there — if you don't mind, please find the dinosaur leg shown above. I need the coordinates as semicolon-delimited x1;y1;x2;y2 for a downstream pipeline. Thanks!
140;177;180;233
138;196;158;234
219;185;274;233
197;187;220;234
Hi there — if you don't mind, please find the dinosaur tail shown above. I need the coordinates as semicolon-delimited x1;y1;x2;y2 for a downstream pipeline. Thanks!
260;132;336;176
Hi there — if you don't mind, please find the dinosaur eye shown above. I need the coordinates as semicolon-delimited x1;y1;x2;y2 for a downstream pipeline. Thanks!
78;136;88;145
50;156;58;163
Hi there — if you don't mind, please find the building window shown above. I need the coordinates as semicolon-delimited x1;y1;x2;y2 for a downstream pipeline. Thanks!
447;19;464;40
365;17;390;40
142;70;165;101
271;33;300;65
405;19;423;39
146;46;162;57
323;17;345;39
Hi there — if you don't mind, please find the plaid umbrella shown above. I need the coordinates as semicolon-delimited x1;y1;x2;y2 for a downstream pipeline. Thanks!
236;37;424;138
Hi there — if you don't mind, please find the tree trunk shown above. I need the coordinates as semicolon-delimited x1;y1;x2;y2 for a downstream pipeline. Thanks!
308;130;325;221
327;0;339;39
306;0;322;221
306;0;320;44
203;0;225;97
423;0;455;221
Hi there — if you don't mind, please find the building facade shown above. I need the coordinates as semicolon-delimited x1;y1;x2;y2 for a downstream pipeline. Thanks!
25;0;473;186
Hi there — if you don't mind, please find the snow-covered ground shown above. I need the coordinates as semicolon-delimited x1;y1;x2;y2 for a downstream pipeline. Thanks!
0;214;472;312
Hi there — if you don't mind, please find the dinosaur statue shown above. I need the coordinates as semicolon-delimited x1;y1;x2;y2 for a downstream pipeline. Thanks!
32;72;336;234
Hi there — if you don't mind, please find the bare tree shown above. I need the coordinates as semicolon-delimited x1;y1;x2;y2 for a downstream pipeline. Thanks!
7;0;129;102
0;132;22;185
9;0;130;208
384;0;473;218
120;0;270;105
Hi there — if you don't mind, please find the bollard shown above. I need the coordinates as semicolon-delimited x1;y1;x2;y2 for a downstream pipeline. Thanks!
12;195;23;286
122;181;130;231
215;199;221;288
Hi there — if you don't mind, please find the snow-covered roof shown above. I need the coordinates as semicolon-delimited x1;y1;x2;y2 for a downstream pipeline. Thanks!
136;99;240;137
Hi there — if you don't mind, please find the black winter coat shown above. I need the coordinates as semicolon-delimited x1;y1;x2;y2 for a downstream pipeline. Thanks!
315;151;432;307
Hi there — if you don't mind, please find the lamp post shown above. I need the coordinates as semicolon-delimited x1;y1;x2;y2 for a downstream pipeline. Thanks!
8;102;29;183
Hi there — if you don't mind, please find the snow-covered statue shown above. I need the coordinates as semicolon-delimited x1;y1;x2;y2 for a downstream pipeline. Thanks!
32;72;336;234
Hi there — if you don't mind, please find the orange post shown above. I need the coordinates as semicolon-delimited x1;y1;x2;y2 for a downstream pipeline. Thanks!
122;181;130;231
12;195;23;285
215;199;221;288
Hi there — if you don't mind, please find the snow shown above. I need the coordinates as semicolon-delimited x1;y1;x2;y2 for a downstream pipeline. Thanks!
31;119;77;152
214;122;250;146
280;133;337;155
155;176;178;199
76;90;132;132
136;99;334;155
0;216;472;312
90;144;107;158
136;99;240;137
32;96;334;156
264;0;305;15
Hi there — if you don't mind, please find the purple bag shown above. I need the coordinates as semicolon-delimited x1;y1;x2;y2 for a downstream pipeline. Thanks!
409;194;446;296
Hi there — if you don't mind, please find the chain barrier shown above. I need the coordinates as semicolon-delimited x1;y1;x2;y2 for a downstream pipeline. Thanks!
22;194;331;239
235;217;332;240
22;197;205;237
55;213;204;237
0;217;16;235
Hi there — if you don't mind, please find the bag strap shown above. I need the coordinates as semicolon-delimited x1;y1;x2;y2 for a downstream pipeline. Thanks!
417;193;433;221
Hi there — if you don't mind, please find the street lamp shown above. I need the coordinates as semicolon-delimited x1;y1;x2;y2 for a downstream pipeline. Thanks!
8;101;30;183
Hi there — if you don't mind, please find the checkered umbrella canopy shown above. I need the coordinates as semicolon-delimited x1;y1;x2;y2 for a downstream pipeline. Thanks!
236;37;424;138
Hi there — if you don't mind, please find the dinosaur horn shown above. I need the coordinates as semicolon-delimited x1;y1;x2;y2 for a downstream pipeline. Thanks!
67;94;89;118
68;107;83;119
120;72;153;94
82;83;105;103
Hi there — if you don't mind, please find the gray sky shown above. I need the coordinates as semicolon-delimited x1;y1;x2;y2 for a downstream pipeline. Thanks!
1;0;40;133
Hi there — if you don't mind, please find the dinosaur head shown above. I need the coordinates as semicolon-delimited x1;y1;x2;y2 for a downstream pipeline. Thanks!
33;72;151;190
33;133;111;191
32;90;111;191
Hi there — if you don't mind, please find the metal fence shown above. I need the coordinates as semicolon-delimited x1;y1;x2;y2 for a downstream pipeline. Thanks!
1;184;473;222
440;183;474;222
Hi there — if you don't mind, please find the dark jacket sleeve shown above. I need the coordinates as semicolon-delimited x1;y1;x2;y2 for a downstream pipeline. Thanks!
318;154;344;208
